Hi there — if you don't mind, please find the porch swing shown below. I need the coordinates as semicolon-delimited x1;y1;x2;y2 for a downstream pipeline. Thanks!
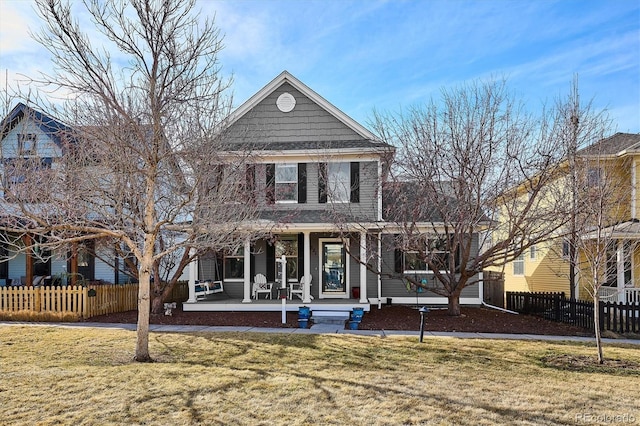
194;253;224;300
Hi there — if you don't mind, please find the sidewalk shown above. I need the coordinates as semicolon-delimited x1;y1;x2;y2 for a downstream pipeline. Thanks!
2;321;639;345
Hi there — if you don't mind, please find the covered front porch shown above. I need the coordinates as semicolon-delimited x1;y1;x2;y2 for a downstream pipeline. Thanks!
184;227;378;311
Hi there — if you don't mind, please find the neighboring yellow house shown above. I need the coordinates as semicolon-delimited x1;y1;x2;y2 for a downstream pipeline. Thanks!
500;132;640;303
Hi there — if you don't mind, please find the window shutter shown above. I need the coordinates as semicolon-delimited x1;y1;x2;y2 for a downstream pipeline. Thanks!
297;233;305;278
298;163;307;204
350;162;360;203
318;162;327;204
266;242;275;282
266;163;275;204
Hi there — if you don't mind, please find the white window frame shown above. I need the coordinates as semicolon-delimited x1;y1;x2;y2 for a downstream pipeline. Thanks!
275;163;298;203
275;235;298;282
18;133;37;156
513;254;525;276
327;162;350;203
530;245;537;261
224;246;245;281
402;238;452;274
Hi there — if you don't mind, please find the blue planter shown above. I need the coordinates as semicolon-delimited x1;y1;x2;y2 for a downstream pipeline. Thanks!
298;319;309;328
347;321;359;330
298;306;311;320
351;307;364;322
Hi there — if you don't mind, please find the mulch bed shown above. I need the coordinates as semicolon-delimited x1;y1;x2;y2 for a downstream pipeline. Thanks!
84;304;594;336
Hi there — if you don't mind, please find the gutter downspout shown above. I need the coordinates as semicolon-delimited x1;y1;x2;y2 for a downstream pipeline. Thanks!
482;301;519;315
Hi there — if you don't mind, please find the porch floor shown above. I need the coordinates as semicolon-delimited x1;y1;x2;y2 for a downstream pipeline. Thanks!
183;295;370;312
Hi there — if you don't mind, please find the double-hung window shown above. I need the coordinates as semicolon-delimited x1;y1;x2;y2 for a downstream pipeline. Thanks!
275;164;298;203
18;133;37;156
275;236;298;282
402;238;456;274
513;254;524;276
327;162;350;203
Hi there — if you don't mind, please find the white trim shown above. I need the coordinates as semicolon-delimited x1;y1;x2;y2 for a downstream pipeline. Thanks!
377;159;383;221
359;232;368;303
303;231;312;303
242;238;251;303
227;71;379;141
187;248;197;303
373;297;482;305
632;158;637;219
318;238;350;299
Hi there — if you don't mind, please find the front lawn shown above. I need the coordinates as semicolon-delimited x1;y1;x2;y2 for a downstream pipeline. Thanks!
1;326;638;425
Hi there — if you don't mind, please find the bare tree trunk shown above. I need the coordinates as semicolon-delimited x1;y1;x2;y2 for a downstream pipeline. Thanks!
447;290;462;316
135;266;152;362
593;293;604;364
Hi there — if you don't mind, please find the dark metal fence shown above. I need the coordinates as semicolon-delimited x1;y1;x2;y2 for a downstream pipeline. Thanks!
506;291;640;333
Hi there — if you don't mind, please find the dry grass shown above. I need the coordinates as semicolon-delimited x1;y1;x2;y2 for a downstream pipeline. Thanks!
0;326;638;425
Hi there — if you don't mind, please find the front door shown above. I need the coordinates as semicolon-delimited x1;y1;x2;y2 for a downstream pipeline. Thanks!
320;239;348;298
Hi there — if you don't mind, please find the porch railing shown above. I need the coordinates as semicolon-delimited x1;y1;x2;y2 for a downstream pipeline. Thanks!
597;287;640;303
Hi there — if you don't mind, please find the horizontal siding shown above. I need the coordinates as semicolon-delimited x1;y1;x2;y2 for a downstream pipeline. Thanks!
226;83;364;144
253;160;379;221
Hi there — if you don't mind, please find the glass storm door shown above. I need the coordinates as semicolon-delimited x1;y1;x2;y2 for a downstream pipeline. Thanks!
321;241;346;295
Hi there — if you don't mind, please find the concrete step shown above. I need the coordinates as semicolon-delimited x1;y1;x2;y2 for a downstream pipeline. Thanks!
311;310;350;325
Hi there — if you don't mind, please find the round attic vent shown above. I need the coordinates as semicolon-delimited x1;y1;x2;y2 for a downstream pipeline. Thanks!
276;92;296;112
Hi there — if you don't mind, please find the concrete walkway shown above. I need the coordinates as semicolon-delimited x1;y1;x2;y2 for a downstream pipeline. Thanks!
1;321;639;345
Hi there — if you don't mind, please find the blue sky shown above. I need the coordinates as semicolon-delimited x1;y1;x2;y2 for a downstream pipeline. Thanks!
1;0;639;133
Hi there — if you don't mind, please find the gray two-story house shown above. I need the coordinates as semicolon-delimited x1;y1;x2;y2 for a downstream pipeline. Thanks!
184;71;483;312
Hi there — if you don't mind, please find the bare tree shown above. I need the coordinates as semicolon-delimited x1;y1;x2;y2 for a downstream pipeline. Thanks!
366;79;578;315
0;0;260;361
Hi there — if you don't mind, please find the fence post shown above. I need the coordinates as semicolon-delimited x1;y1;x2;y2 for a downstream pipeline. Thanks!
82;286;88;318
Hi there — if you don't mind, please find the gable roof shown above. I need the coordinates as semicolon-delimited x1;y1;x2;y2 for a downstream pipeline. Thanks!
1;102;75;148
227;71;380;142
577;132;640;157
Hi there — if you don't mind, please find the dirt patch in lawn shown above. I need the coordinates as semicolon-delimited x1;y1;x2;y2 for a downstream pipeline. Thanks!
541;354;640;375
84;304;594;336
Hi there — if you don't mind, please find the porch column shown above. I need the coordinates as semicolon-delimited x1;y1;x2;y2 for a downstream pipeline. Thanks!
303;231;312;304
187;248;197;303
617;240;625;303
242;238;251;303
359;231;368;303
377;233;382;308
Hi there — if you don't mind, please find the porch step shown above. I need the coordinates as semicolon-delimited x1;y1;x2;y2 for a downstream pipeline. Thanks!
311;310;350;325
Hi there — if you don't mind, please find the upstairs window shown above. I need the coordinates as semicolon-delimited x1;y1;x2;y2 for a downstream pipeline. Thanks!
327;162;350;203
18;133;37;156
319;162;359;203
275;164;298;203
587;168;602;187
513;254;524;276
3;158;52;202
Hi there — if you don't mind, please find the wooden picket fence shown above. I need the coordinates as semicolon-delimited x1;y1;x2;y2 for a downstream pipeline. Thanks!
506;291;640;333
0;282;188;319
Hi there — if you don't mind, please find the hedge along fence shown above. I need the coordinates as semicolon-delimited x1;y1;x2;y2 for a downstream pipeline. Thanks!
0;282;189;320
